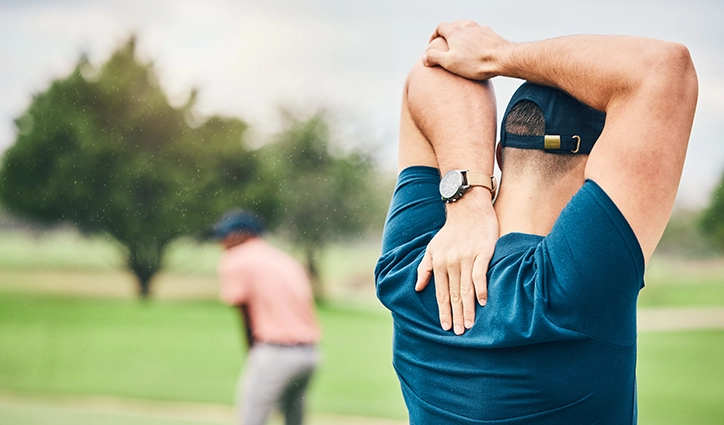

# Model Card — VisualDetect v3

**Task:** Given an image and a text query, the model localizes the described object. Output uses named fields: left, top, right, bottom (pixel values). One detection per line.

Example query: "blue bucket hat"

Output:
left=500, top=82, right=606, bottom=154
left=210, top=210, right=265, bottom=239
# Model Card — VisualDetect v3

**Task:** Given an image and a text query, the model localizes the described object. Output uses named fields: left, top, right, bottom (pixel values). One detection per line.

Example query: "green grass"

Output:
left=0, top=230, right=121, bottom=272
left=638, top=330, right=724, bottom=425
left=1, top=229, right=724, bottom=423
left=0, top=294, right=241, bottom=403
left=0, top=404, right=222, bottom=425
left=638, top=281, right=724, bottom=307
left=2, top=292, right=724, bottom=423
left=0, top=229, right=222, bottom=276
left=0, top=292, right=406, bottom=420
left=639, top=256, right=724, bottom=307
left=313, top=304, right=403, bottom=417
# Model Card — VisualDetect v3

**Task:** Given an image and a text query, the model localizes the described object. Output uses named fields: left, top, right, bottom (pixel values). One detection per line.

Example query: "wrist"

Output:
left=440, top=170, right=496, bottom=203
left=446, top=187, right=495, bottom=217
left=494, top=41, right=522, bottom=79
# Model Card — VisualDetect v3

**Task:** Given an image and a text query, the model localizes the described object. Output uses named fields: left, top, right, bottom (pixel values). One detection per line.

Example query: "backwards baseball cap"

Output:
left=209, top=210, right=265, bottom=240
left=500, top=82, right=606, bottom=154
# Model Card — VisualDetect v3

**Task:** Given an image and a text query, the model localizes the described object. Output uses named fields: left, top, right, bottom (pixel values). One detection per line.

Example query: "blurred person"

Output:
left=375, top=22, right=697, bottom=423
left=211, top=210, right=321, bottom=425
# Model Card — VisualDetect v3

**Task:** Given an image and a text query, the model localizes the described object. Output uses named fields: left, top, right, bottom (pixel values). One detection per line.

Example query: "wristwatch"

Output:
left=439, top=170, right=497, bottom=203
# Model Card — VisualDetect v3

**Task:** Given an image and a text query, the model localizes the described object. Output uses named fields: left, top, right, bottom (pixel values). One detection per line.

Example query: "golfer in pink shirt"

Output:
left=212, top=210, right=321, bottom=425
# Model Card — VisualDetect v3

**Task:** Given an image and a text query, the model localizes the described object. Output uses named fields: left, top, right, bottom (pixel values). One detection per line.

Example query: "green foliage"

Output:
left=656, top=209, right=716, bottom=258
left=700, top=170, right=724, bottom=252
left=0, top=37, right=275, bottom=297
left=259, top=111, right=388, bottom=300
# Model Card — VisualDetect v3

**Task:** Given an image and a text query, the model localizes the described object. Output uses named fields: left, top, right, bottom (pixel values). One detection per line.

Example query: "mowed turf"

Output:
left=0, top=293, right=407, bottom=420
left=1, top=230, right=724, bottom=423
left=2, top=292, right=724, bottom=423
left=0, top=403, right=223, bottom=425
left=637, top=330, right=724, bottom=425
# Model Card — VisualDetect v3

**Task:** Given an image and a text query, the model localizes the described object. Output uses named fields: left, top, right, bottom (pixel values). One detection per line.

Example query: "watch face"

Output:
left=439, top=170, right=464, bottom=200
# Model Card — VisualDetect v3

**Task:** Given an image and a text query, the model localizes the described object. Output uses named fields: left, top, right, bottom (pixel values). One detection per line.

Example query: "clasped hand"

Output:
left=422, top=20, right=510, bottom=81
left=416, top=191, right=498, bottom=335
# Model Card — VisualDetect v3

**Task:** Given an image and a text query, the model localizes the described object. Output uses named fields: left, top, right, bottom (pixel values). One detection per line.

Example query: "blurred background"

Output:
left=0, top=0, right=723, bottom=424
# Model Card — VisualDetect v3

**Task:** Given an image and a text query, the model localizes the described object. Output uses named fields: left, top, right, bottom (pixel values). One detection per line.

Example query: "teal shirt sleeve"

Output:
left=542, top=179, right=645, bottom=346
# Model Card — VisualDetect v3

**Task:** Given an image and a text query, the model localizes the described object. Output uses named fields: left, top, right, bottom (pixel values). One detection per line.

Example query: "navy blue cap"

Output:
left=210, top=210, right=265, bottom=239
left=500, top=82, right=606, bottom=154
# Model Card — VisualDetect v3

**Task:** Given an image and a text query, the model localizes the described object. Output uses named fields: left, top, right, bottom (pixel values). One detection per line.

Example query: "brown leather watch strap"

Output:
left=465, top=171, right=497, bottom=197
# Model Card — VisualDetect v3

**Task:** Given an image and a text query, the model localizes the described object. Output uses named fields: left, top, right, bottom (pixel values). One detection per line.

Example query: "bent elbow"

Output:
left=677, top=44, right=698, bottom=107
left=654, top=42, right=698, bottom=106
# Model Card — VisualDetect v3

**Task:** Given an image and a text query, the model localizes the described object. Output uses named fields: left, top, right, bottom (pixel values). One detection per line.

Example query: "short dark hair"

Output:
left=504, top=100, right=545, bottom=136
left=501, top=101, right=586, bottom=178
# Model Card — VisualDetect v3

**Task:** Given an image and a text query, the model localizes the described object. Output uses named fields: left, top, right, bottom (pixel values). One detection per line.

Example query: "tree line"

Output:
left=0, top=37, right=390, bottom=300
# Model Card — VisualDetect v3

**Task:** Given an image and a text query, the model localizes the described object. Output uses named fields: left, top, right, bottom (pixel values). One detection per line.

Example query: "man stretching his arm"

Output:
left=375, top=22, right=697, bottom=423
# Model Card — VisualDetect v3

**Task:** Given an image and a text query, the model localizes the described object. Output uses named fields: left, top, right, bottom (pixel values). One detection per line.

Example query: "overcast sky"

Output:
left=2, top=0, right=722, bottom=207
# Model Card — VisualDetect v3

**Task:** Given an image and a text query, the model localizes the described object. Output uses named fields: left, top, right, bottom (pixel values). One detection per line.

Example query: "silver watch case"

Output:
left=439, top=170, right=469, bottom=202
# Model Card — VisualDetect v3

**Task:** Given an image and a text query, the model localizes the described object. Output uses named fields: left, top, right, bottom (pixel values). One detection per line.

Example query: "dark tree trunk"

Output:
left=127, top=241, right=164, bottom=299
left=137, top=275, right=153, bottom=299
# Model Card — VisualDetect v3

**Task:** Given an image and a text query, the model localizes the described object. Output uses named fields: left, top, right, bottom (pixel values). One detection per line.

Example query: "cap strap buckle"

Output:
left=571, top=135, right=581, bottom=153
left=544, top=134, right=582, bottom=153
left=544, top=135, right=560, bottom=150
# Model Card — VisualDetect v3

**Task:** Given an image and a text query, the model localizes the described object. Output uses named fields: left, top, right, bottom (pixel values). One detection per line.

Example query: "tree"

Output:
left=657, top=208, right=715, bottom=258
left=260, top=111, right=386, bottom=302
left=700, top=170, right=724, bottom=253
left=0, top=37, right=276, bottom=297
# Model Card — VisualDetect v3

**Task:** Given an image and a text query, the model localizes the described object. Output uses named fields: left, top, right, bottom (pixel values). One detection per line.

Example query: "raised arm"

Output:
left=400, top=37, right=498, bottom=335
left=424, top=21, right=698, bottom=262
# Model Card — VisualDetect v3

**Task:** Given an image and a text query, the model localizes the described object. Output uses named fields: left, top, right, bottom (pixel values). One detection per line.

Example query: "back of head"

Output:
left=500, top=83, right=606, bottom=183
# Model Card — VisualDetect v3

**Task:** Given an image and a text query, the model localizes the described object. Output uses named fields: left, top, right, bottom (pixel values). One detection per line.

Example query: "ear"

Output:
left=495, top=141, right=503, bottom=170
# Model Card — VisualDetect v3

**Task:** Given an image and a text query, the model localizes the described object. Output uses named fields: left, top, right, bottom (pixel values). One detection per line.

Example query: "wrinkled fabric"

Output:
left=375, top=166, right=644, bottom=424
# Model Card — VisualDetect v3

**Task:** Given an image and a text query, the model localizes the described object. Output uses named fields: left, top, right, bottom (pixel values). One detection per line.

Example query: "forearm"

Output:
left=497, top=35, right=694, bottom=113
left=406, top=40, right=497, bottom=179
left=425, top=22, right=695, bottom=116
left=238, top=305, right=254, bottom=350
left=406, top=65, right=497, bottom=227
left=404, top=41, right=500, bottom=333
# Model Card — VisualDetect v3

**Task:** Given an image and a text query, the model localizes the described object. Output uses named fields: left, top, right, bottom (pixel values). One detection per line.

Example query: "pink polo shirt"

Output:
left=218, top=238, right=321, bottom=345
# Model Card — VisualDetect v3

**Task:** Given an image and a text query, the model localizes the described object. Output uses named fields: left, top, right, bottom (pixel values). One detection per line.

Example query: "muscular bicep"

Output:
left=584, top=49, right=697, bottom=262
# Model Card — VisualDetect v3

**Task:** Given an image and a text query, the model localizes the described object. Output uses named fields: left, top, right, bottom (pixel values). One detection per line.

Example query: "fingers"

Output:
left=415, top=251, right=433, bottom=291
left=424, top=25, right=451, bottom=67
left=433, top=260, right=453, bottom=332
left=429, top=20, right=478, bottom=42
left=460, top=261, right=476, bottom=329
left=428, top=21, right=446, bottom=42
left=433, top=256, right=469, bottom=335
left=422, top=37, right=448, bottom=68
left=445, top=260, right=464, bottom=335
left=472, top=253, right=490, bottom=306
left=422, top=49, right=444, bottom=68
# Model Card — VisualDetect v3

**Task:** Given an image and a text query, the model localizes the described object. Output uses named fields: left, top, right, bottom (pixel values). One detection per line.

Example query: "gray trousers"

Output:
left=238, top=343, right=320, bottom=425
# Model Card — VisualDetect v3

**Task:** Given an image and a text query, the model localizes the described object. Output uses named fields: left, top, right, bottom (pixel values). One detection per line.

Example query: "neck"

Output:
left=495, top=172, right=585, bottom=237
left=222, top=233, right=258, bottom=250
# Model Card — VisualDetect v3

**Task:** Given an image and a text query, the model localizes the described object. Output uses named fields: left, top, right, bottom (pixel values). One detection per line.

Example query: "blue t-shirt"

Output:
left=375, top=166, right=645, bottom=424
